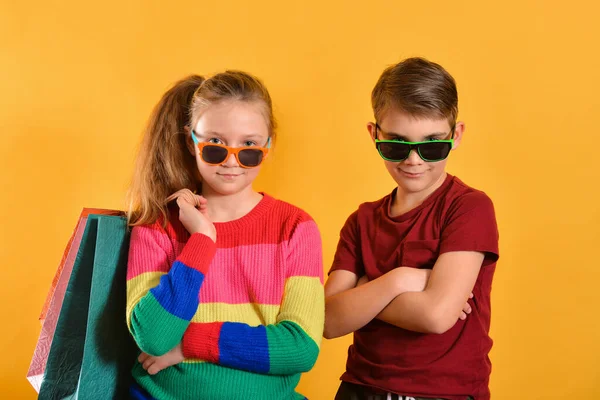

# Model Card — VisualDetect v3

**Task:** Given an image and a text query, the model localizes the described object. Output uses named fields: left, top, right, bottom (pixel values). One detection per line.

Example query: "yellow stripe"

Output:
left=182, top=359, right=208, bottom=364
left=126, top=271, right=163, bottom=327
left=277, top=276, right=324, bottom=346
left=191, top=303, right=280, bottom=325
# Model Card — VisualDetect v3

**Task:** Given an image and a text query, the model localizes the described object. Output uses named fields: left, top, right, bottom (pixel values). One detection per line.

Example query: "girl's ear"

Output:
left=184, top=126, right=196, bottom=156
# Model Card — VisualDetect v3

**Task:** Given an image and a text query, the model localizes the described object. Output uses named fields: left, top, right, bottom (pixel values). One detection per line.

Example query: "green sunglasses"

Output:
left=374, top=123, right=455, bottom=162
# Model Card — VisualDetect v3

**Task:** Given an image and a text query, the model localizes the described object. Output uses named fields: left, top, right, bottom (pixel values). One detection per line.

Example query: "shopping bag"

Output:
left=37, top=213, right=137, bottom=399
left=27, top=209, right=123, bottom=392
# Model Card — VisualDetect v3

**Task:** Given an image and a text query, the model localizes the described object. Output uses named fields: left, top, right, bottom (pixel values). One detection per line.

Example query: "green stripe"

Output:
left=129, top=292, right=189, bottom=356
left=266, top=321, right=320, bottom=375
left=132, top=361, right=306, bottom=400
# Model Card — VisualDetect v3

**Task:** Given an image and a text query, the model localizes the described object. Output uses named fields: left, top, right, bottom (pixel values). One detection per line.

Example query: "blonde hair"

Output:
left=372, top=57, right=458, bottom=125
left=127, top=71, right=276, bottom=226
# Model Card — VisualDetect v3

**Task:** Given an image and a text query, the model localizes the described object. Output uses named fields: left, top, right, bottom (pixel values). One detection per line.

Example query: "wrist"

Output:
left=182, top=322, right=222, bottom=361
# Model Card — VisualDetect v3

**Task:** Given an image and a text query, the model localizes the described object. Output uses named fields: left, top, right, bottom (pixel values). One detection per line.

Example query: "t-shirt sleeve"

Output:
left=329, top=210, right=365, bottom=275
left=439, top=191, right=499, bottom=266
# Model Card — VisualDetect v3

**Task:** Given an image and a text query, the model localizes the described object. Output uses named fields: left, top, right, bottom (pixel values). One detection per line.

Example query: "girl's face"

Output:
left=190, top=100, right=270, bottom=197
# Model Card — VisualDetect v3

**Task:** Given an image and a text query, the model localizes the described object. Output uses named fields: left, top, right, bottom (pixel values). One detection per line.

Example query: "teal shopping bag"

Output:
left=38, top=214, right=137, bottom=399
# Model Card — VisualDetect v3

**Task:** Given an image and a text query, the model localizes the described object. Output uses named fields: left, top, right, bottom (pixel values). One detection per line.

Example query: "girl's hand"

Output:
left=138, top=344, right=184, bottom=375
left=167, top=189, right=216, bottom=242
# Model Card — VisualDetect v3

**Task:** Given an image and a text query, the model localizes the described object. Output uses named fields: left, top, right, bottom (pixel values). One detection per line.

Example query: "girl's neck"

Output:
left=201, top=185, right=263, bottom=223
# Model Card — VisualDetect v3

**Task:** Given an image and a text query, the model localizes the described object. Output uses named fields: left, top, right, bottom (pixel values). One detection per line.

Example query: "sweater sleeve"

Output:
left=181, top=218, right=324, bottom=375
left=126, top=223, right=216, bottom=356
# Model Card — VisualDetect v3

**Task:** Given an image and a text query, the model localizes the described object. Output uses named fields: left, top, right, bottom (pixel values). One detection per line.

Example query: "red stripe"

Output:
left=164, top=196, right=315, bottom=248
left=182, top=321, right=223, bottom=362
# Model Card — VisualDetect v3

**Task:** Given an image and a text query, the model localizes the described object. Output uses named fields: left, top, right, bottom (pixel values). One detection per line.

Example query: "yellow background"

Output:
left=2, top=1, right=599, bottom=398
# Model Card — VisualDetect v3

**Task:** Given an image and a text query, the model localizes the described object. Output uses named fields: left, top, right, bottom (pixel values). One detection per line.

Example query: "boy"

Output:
left=324, top=57, right=499, bottom=400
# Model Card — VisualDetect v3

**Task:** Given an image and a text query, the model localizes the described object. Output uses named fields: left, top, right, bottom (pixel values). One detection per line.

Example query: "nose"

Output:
left=404, top=148, right=422, bottom=165
left=221, top=153, right=240, bottom=168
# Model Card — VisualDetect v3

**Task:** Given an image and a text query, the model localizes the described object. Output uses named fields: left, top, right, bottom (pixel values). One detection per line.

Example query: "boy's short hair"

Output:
left=371, top=57, right=458, bottom=125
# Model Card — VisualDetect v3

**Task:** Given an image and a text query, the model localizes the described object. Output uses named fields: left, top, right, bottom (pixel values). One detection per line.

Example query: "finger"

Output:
left=463, top=304, right=472, bottom=314
left=148, top=363, right=163, bottom=375
left=138, top=352, right=150, bottom=363
left=470, top=293, right=474, bottom=299
left=175, top=190, right=198, bottom=207
left=196, top=195, right=207, bottom=206
left=142, top=358, right=155, bottom=371
left=182, top=190, right=198, bottom=206
left=459, top=312, right=467, bottom=320
left=166, top=189, right=194, bottom=204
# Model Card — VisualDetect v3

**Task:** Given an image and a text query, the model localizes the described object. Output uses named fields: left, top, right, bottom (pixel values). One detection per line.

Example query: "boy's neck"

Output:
left=390, top=172, right=448, bottom=217
left=201, top=186, right=264, bottom=223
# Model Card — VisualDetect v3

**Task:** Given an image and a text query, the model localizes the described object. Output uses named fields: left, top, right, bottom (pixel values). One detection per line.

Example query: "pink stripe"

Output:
left=127, top=226, right=175, bottom=280
left=199, top=243, right=286, bottom=304
left=285, top=220, right=323, bottom=282
left=126, top=221, right=323, bottom=303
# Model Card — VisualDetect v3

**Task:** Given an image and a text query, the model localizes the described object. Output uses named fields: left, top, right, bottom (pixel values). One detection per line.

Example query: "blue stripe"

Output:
left=150, top=260, right=204, bottom=320
left=219, top=322, right=270, bottom=373
left=129, top=382, right=156, bottom=400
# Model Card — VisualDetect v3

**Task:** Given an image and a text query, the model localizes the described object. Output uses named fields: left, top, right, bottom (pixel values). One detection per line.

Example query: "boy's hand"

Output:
left=459, top=293, right=474, bottom=320
left=138, top=343, right=184, bottom=375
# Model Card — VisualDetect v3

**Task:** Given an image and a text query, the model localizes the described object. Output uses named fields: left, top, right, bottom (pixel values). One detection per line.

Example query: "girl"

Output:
left=126, top=71, right=323, bottom=400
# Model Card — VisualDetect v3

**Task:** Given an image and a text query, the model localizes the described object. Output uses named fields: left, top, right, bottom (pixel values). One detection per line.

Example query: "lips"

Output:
left=399, top=170, right=425, bottom=178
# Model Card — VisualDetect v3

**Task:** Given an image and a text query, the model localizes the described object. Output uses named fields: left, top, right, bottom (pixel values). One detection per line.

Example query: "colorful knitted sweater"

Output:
left=126, top=194, right=324, bottom=400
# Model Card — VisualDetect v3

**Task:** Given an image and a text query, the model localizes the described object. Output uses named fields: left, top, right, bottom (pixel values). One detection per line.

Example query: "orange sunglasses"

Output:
left=191, top=130, right=271, bottom=168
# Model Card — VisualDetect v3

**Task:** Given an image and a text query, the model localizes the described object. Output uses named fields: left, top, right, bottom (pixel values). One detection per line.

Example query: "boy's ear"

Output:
left=184, top=126, right=196, bottom=156
left=452, top=121, right=465, bottom=150
left=367, top=122, right=377, bottom=142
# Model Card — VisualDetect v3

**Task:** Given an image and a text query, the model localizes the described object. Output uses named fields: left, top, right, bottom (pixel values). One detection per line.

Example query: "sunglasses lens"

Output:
left=377, top=142, right=410, bottom=161
left=238, top=149, right=264, bottom=167
left=418, top=142, right=452, bottom=161
left=201, top=145, right=229, bottom=164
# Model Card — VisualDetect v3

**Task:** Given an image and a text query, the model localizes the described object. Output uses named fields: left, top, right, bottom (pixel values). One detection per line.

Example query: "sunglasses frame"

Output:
left=191, top=130, right=271, bottom=168
left=374, top=123, right=455, bottom=162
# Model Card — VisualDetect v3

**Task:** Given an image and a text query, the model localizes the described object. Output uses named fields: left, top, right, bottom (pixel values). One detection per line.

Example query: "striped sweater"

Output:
left=126, top=194, right=324, bottom=400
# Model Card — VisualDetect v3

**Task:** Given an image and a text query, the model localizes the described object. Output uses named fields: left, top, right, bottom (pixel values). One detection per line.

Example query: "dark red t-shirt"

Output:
left=329, top=174, right=499, bottom=400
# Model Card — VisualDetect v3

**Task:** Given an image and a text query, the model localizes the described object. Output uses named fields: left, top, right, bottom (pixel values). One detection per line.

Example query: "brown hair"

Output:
left=127, top=71, right=276, bottom=227
left=371, top=57, right=458, bottom=125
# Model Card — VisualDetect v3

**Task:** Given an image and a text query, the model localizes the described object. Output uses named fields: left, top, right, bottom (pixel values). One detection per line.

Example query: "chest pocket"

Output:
left=400, top=239, right=440, bottom=269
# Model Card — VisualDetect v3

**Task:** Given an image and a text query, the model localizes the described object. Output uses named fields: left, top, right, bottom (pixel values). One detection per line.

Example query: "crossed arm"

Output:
left=324, top=250, right=483, bottom=338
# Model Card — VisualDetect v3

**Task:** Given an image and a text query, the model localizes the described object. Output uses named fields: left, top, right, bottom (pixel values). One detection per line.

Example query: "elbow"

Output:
left=322, top=321, right=337, bottom=339
left=132, top=333, right=171, bottom=357
left=323, top=299, right=351, bottom=339
left=130, top=321, right=177, bottom=357
left=421, top=307, right=459, bottom=335
left=425, top=319, right=454, bottom=335
left=323, top=326, right=337, bottom=340
left=288, top=335, right=320, bottom=373
left=323, top=316, right=346, bottom=340
left=298, top=354, right=319, bottom=373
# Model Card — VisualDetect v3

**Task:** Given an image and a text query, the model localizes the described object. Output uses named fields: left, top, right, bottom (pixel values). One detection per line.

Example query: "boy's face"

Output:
left=368, top=108, right=464, bottom=196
